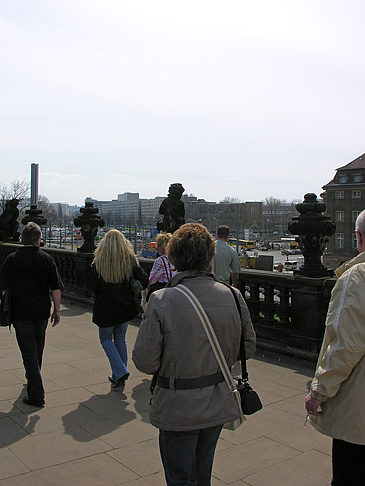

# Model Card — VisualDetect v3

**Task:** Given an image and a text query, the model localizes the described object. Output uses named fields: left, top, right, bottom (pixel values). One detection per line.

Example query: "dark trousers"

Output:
left=159, top=425, right=223, bottom=486
left=13, top=319, right=48, bottom=402
left=332, top=438, right=365, bottom=485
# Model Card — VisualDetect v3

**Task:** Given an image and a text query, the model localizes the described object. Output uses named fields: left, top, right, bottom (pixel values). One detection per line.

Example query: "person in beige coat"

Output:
left=305, top=209, right=365, bottom=486
left=133, top=223, right=256, bottom=486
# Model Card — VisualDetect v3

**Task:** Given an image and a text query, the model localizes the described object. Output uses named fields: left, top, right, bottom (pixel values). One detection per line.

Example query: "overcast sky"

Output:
left=1, top=0, right=364, bottom=206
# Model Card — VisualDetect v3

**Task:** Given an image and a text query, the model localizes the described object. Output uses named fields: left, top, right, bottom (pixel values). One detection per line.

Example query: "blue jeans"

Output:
left=99, top=322, right=129, bottom=381
left=13, top=319, right=48, bottom=402
left=159, top=425, right=223, bottom=486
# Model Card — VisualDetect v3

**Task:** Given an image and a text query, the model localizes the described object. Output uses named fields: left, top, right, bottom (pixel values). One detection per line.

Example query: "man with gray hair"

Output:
left=305, top=209, right=365, bottom=485
left=0, top=222, right=63, bottom=407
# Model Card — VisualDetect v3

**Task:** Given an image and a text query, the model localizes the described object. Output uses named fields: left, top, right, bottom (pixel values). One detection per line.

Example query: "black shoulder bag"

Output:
left=228, top=286, right=263, bottom=415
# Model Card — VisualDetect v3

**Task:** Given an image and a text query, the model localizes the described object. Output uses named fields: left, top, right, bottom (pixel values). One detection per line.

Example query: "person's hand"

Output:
left=51, top=310, right=61, bottom=327
left=305, top=393, right=324, bottom=416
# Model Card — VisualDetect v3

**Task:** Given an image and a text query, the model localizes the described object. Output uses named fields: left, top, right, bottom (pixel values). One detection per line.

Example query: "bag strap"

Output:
left=224, top=285, right=248, bottom=382
left=175, top=284, right=236, bottom=393
left=161, top=255, right=172, bottom=281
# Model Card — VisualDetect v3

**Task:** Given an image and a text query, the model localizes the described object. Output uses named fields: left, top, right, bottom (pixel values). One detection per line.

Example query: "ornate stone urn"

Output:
left=288, top=193, right=335, bottom=278
left=74, top=202, right=105, bottom=253
left=21, top=204, right=47, bottom=227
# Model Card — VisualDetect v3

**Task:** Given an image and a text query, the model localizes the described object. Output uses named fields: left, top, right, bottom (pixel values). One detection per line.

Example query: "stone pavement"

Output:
left=0, top=300, right=332, bottom=485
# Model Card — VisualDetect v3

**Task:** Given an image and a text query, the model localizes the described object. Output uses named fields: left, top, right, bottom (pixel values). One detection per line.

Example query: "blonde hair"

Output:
left=156, top=232, right=173, bottom=251
left=92, top=229, right=138, bottom=283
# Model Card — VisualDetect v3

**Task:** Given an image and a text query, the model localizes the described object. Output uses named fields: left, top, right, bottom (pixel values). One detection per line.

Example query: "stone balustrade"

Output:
left=0, top=243, right=335, bottom=361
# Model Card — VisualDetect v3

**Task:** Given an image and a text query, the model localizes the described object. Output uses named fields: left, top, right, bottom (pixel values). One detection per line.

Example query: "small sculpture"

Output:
left=74, top=202, right=105, bottom=253
left=21, top=205, right=47, bottom=227
left=0, top=199, right=20, bottom=242
left=288, top=193, right=335, bottom=277
left=158, top=183, right=185, bottom=233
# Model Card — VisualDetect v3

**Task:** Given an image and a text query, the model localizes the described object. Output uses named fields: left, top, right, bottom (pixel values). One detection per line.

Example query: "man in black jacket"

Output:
left=0, top=222, right=63, bottom=407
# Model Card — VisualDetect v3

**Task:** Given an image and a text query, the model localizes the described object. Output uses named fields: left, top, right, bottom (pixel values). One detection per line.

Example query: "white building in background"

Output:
left=51, top=203, right=71, bottom=218
left=140, top=197, right=165, bottom=222
left=84, top=193, right=168, bottom=225
left=85, top=193, right=140, bottom=223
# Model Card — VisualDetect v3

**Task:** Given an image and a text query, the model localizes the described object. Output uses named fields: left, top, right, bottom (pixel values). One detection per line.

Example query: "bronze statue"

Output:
left=158, top=183, right=185, bottom=233
left=0, top=199, right=20, bottom=242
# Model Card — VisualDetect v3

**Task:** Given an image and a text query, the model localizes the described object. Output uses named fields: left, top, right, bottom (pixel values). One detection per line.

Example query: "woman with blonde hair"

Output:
left=91, top=230, right=148, bottom=389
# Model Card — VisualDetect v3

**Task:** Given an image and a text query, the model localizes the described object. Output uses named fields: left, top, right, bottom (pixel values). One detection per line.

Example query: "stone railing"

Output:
left=0, top=243, right=154, bottom=301
left=0, top=243, right=335, bottom=361
left=237, top=269, right=335, bottom=360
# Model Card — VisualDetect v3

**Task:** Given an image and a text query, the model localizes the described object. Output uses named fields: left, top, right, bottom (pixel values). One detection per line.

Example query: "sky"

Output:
left=1, top=0, right=364, bottom=206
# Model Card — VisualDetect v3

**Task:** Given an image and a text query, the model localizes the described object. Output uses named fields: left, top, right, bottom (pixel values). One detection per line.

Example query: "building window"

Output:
left=336, top=211, right=344, bottom=222
left=352, top=190, right=361, bottom=199
left=352, top=210, right=361, bottom=222
left=335, top=191, right=344, bottom=199
left=336, top=233, right=344, bottom=248
left=339, top=176, right=348, bottom=183
left=354, top=175, right=363, bottom=183
left=353, top=233, right=358, bottom=249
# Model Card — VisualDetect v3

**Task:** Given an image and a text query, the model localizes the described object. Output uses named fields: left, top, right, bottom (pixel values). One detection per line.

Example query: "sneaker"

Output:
left=111, top=373, right=129, bottom=389
left=23, top=396, right=45, bottom=407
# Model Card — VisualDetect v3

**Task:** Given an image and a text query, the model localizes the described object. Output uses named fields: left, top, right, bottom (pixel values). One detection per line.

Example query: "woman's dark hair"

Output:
left=166, top=223, right=215, bottom=272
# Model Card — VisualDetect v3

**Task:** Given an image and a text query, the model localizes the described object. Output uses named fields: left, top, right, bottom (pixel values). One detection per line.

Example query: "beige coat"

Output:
left=309, top=251, right=365, bottom=444
left=132, top=270, right=256, bottom=431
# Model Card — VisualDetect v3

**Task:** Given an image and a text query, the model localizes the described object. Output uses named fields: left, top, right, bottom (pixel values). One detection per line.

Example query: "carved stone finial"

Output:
left=74, top=202, right=105, bottom=253
left=21, top=204, right=47, bottom=227
left=0, top=198, right=20, bottom=242
left=288, top=193, right=335, bottom=277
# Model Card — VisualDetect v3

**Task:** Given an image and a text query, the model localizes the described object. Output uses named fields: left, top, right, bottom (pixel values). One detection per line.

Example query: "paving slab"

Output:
left=0, top=301, right=332, bottom=485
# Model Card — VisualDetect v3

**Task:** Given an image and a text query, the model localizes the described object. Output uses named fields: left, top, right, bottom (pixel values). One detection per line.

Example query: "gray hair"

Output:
left=356, top=210, right=365, bottom=235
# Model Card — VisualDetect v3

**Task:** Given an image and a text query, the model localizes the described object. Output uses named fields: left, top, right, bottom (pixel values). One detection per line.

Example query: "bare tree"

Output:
left=220, top=196, right=241, bottom=203
left=0, top=179, right=30, bottom=211
left=263, top=197, right=299, bottom=235
left=37, top=195, right=57, bottom=223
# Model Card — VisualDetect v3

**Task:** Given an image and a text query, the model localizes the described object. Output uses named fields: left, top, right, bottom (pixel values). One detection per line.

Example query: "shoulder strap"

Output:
left=223, top=284, right=248, bottom=381
left=175, top=284, right=236, bottom=392
left=161, top=255, right=172, bottom=280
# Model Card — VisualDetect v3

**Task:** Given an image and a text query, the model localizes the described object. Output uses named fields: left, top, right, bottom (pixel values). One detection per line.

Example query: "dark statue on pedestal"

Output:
left=21, top=205, right=47, bottom=227
left=0, top=199, right=20, bottom=242
left=74, top=202, right=105, bottom=253
left=288, top=193, right=335, bottom=278
left=158, top=183, right=185, bottom=233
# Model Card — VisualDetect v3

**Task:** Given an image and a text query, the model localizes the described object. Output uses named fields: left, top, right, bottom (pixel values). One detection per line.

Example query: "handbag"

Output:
left=0, top=290, right=12, bottom=327
left=130, top=278, right=143, bottom=306
left=227, top=286, right=262, bottom=415
left=175, top=284, right=245, bottom=430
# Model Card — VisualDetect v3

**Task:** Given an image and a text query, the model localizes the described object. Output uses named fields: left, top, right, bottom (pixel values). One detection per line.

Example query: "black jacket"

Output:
left=91, top=263, right=148, bottom=327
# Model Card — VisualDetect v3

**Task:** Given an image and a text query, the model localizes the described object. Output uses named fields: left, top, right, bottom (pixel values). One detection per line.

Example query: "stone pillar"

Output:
left=74, top=202, right=105, bottom=253
left=288, top=193, right=335, bottom=278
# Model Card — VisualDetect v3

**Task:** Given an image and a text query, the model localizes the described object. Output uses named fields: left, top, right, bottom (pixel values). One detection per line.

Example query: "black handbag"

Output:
left=229, top=286, right=263, bottom=415
left=0, top=290, right=12, bottom=327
